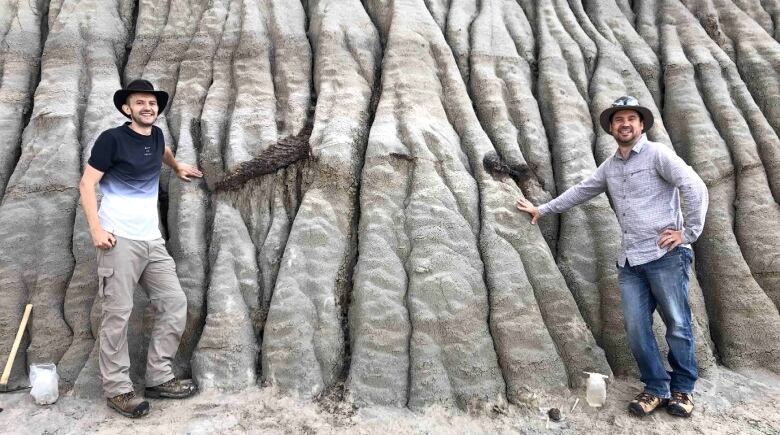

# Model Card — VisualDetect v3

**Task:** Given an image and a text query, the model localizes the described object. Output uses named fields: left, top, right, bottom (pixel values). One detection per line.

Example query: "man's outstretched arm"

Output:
left=516, top=163, right=608, bottom=224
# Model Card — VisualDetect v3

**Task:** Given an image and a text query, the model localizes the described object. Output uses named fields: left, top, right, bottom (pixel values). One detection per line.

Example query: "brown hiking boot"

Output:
left=145, top=378, right=197, bottom=399
left=107, top=391, right=150, bottom=418
left=628, top=392, right=667, bottom=417
left=667, top=391, right=694, bottom=417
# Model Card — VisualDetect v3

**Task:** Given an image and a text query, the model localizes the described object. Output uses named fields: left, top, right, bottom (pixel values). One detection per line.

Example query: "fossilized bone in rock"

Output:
left=200, top=0, right=311, bottom=185
left=214, top=121, right=312, bottom=192
left=531, top=0, right=635, bottom=376
left=447, top=0, right=559, bottom=256
left=259, top=0, right=380, bottom=399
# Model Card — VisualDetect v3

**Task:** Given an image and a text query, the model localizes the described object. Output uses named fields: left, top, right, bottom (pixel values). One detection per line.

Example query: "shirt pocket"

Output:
left=628, top=167, right=664, bottom=197
left=97, top=267, right=114, bottom=298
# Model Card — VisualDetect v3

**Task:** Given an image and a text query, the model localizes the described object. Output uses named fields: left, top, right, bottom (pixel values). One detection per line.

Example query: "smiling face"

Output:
left=609, top=109, right=644, bottom=146
left=122, top=92, right=159, bottom=127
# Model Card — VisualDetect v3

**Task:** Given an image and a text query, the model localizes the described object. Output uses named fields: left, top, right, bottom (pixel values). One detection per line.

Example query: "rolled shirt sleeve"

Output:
left=654, top=146, right=709, bottom=244
left=539, top=161, right=608, bottom=216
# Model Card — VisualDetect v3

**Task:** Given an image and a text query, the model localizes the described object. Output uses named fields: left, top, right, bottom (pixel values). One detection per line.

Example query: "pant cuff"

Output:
left=644, top=387, right=671, bottom=399
left=104, top=386, right=134, bottom=398
left=146, top=374, right=175, bottom=388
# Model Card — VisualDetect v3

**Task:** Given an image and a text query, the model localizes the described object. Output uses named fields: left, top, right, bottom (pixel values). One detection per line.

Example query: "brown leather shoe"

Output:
left=107, top=391, right=150, bottom=418
left=628, top=392, right=667, bottom=416
left=145, top=378, right=198, bottom=399
left=667, top=391, right=694, bottom=417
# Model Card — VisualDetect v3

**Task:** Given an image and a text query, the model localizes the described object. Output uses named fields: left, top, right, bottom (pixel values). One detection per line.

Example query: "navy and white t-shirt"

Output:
left=88, top=123, right=164, bottom=241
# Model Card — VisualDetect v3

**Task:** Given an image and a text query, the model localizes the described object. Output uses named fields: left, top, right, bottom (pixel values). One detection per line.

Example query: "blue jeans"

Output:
left=618, top=247, right=697, bottom=398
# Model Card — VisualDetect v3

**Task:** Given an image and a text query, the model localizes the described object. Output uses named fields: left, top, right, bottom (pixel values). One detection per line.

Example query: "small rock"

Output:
left=548, top=407, right=561, bottom=422
left=491, top=404, right=508, bottom=416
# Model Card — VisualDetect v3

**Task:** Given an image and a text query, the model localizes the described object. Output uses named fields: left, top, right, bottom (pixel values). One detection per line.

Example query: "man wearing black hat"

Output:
left=516, top=96, right=708, bottom=418
left=78, top=79, right=202, bottom=418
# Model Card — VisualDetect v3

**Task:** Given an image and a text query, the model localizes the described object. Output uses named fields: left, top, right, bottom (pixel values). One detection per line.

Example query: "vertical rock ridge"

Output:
left=351, top=0, right=504, bottom=410
left=191, top=199, right=258, bottom=391
left=678, top=25, right=780, bottom=313
left=260, top=0, right=379, bottom=398
left=660, top=1, right=780, bottom=374
left=436, top=11, right=611, bottom=398
left=682, top=0, right=780, bottom=142
left=535, top=0, right=634, bottom=376
left=0, top=0, right=45, bottom=199
left=4, top=0, right=780, bottom=409
left=464, top=0, right=559, bottom=255
left=163, top=0, right=229, bottom=378
left=0, top=0, right=133, bottom=390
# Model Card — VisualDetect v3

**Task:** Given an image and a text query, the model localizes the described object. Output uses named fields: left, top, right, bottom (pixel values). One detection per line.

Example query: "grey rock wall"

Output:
left=0, top=0, right=779, bottom=408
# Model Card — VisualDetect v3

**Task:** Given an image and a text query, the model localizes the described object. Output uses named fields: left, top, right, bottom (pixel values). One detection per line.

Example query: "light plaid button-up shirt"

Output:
left=539, top=135, right=708, bottom=266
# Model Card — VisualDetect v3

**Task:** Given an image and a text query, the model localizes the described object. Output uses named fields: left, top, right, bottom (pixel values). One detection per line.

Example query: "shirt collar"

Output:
left=614, top=134, right=647, bottom=160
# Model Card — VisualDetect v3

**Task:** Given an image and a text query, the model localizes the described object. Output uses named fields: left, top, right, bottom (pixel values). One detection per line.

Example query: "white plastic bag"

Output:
left=584, top=371, right=609, bottom=407
left=29, top=363, right=59, bottom=405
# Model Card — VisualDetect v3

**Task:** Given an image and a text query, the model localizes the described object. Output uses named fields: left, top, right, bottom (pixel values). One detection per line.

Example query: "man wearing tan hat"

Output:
left=79, top=79, right=202, bottom=417
left=517, top=96, right=708, bottom=418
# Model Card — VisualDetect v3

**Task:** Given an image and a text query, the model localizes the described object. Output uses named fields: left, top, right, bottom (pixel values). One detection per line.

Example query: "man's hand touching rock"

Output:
left=175, top=163, right=203, bottom=182
left=516, top=198, right=541, bottom=225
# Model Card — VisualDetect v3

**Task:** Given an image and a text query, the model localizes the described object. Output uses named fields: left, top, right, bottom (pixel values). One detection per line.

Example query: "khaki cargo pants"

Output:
left=96, top=236, right=186, bottom=398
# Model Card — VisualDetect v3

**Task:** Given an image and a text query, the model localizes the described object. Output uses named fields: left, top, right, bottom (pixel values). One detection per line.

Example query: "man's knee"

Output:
left=101, top=306, right=133, bottom=328
left=665, top=316, right=693, bottom=341
left=658, top=297, right=692, bottom=337
left=100, top=307, right=133, bottom=355
left=159, top=290, right=187, bottom=328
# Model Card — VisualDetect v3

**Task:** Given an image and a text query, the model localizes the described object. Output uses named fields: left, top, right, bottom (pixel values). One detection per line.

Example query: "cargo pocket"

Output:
left=97, top=267, right=114, bottom=298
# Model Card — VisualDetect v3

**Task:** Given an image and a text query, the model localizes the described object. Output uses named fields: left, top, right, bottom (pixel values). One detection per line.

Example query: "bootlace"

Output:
left=671, top=391, right=690, bottom=403
left=116, top=391, right=135, bottom=404
left=636, top=392, right=658, bottom=404
left=157, top=378, right=176, bottom=388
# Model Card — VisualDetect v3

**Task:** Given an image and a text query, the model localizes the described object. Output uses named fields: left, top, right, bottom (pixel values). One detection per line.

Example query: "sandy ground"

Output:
left=1, top=367, right=778, bottom=434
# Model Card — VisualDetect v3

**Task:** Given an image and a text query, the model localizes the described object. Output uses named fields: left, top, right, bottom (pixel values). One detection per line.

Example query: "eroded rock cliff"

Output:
left=1, top=0, right=779, bottom=409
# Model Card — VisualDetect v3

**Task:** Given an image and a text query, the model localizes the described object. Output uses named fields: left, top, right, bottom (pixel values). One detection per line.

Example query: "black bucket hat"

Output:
left=599, top=95, right=654, bottom=133
left=113, top=79, right=169, bottom=118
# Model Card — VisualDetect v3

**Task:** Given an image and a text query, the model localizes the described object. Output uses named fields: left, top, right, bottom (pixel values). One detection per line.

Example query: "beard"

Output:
left=613, top=126, right=641, bottom=146
left=129, top=109, right=158, bottom=127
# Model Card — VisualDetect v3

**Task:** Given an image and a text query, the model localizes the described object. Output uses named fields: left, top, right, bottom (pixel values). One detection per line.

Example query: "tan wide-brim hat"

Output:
left=599, top=95, right=654, bottom=133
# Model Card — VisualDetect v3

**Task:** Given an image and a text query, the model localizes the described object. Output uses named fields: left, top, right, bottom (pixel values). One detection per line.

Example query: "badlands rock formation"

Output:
left=0, top=0, right=779, bottom=410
